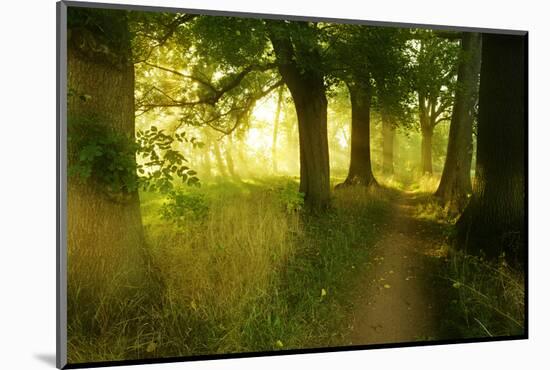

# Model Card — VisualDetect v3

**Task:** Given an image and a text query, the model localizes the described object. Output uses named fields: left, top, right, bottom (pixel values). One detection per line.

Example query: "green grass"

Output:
left=444, top=252, right=525, bottom=338
left=405, top=194, right=525, bottom=340
left=67, top=177, right=391, bottom=363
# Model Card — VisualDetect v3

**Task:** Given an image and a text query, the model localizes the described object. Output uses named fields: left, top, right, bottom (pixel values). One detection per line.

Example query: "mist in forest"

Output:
left=64, top=6, right=526, bottom=366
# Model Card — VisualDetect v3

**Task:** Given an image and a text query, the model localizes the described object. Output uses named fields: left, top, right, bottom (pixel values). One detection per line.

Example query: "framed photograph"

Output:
left=57, top=1, right=527, bottom=368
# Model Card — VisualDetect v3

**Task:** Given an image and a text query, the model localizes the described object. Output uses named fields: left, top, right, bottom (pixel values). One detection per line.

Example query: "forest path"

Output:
left=346, top=190, right=451, bottom=345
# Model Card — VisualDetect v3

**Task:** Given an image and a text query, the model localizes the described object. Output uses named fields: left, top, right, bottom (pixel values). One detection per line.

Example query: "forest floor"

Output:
left=346, top=190, right=456, bottom=345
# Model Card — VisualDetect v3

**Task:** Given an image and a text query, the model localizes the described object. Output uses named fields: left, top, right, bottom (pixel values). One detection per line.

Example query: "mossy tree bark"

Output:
left=435, top=33, right=482, bottom=211
left=67, top=8, right=147, bottom=332
left=457, top=33, right=526, bottom=266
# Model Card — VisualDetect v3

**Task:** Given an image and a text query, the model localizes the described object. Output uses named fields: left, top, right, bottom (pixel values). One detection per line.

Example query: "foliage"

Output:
left=411, top=30, right=461, bottom=131
left=160, top=190, right=209, bottom=225
left=324, top=24, right=414, bottom=128
left=68, top=116, right=200, bottom=197
left=276, top=181, right=305, bottom=213
left=136, top=126, right=201, bottom=193
left=68, top=116, right=140, bottom=194
left=67, top=7, right=132, bottom=66
left=191, top=16, right=270, bottom=69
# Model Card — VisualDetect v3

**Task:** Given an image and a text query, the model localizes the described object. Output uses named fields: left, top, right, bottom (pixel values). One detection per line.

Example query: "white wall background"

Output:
left=0, top=0, right=547, bottom=368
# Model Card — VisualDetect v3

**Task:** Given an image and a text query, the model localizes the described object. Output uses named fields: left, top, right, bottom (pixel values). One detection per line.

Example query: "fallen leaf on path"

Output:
left=321, top=288, right=327, bottom=297
left=383, top=284, right=391, bottom=289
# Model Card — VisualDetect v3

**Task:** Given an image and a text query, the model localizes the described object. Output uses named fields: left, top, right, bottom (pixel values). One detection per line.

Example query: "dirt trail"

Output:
left=347, top=191, right=450, bottom=345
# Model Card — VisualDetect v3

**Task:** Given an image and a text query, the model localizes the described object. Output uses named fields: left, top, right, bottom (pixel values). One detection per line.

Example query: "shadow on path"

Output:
left=346, top=190, right=457, bottom=345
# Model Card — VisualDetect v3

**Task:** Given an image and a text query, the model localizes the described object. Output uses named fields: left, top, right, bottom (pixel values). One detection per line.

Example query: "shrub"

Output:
left=276, top=181, right=305, bottom=214
left=160, top=190, right=209, bottom=226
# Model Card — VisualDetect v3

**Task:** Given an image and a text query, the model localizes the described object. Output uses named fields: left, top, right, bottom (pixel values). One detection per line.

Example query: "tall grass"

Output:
left=406, top=193, right=525, bottom=339
left=67, top=178, right=390, bottom=363
left=445, top=252, right=525, bottom=338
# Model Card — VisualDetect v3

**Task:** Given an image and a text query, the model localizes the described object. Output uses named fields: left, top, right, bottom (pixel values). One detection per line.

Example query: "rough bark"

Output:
left=269, top=28, right=330, bottom=211
left=381, top=112, right=395, bottom=175
left=436, top=33, right=482, bottom=210
left=457, top=33, right=526, bottom=266
left=337, top=81, right=377, bottom=187
left=67, top=8, right=146, bottom=331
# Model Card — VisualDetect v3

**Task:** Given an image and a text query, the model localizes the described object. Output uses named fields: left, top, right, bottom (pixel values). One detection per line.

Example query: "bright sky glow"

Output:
left=246, top=127, right=272, bottom=151
left=252, top=95, right=280, bottom=123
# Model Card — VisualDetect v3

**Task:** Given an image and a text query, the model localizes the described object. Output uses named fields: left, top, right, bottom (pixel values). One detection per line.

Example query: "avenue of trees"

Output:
left=66, top=7, right=526, bottom=314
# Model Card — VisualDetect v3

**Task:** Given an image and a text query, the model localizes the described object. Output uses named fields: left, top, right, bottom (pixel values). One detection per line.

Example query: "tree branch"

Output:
left=134, top=13, right=199, bottom=64
left=142, top=61, right=217, bottom=92
left=206, top=79, right=284, bottom=137
left=136, top=63, right=277, bottom=114
left=434, top=116, right=451, bottom=126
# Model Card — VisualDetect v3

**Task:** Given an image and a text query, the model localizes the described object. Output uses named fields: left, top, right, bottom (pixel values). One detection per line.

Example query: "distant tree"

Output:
left=457, top=33, right=526, bottom=266
left=412, top=32, right=460, bottom=174
left=435, top=32, right=482, bottom=210
left=271, top=86, right=285, bottom=173
left=338, top=78, right=376, bottom=187
left=328, top=25, right=377, bottom=188
left=328, top=25, right=412, bottom=184
left=369, top=29, right=414, bottom=176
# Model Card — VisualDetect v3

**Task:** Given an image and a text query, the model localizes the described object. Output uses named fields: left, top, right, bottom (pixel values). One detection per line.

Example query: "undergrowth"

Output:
left=409, top=194, right=525, bottom=339
left=444, top=252, right=525, bottom=338
left=67, top=178, right=390, bottom=362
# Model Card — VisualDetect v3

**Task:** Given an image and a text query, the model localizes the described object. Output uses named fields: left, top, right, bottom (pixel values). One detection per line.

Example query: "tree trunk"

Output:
left=457, top=33, right=526, bottom=266
left=202, top=140, right=212, bottom=179
left=67, top=8, right=146, bottom=332
left=269, top=30, right=330, bottom=211
left=421, top=126, right=434, bottom=174
left=436, top=33, right=482, bottom=210
left=212, top=139, right=227, bottom=177
left=291, top=83, right=331, bottom=211
left=338, top=81, right=377, bottom=187
left=418, top=92, right=434, bottom=175
left=272, top=86, right=284, bottom=173
left=225, top=137, right=238, bottom=179
left=382, top=112, right=395, bottom=175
